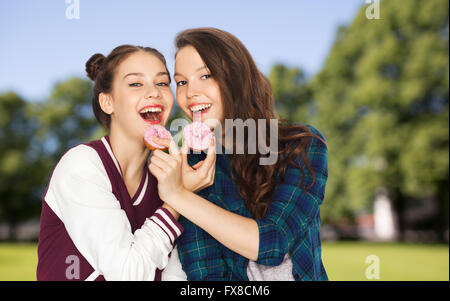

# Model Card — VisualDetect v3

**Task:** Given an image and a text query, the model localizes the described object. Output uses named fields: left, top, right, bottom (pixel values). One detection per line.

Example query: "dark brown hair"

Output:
left=175, top=28, right=326, bottom=220
left=85, top=45, right=169, bottom=130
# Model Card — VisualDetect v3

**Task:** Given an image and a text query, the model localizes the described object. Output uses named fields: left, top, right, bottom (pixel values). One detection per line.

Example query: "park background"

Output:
left=0, top=0, right=448, bottom=280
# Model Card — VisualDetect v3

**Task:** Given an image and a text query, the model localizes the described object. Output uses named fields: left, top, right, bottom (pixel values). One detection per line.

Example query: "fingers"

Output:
left=207, top=136, right=216, bottom=157
left=152, top=150, right=173, bottom=170
left=180, top=139, right=189, bottom=155
left=152, top=138, right=180, bottom=160
left=180, top=140, right=191, bottom=170
left=151, top=151, right=180, bottom=174
left=180, top=136, right=216, bottom=187
left=151, top=137, right=172, bottom=149
left=168, top=139, right=180, bottom=157
left=195, top=136, right=216, bottom=183
left=150, top=154, right=169, bottom=170
left=192, top=160, right=204, bottom=170
left=184, top=136, right=216, bottom=172
left=152, top=148, right=179, bottom=164
left=202, top=136, right=217, bottom=169
left=206, top=158, right=216, bottom=180
left=148, top=161, right=166, bottom=180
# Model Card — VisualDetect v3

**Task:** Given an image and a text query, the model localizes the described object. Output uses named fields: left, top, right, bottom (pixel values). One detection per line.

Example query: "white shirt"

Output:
left=43, top=143, right=187, bottom=281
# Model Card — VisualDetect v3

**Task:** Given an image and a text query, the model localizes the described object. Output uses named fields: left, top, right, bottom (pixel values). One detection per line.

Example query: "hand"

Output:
left=180, top=136, right=216, bottom=193
left=148, top=138, right=185, bottom=204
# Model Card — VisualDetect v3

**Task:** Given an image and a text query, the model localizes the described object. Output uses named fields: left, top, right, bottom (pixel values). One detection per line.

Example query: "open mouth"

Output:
left=189, top=103, right=212, bottom=120
left=139, top=105, right=163, bottom=124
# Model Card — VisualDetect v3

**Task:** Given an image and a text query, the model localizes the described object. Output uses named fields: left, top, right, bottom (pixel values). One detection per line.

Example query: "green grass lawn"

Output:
left=0, top=243, right=38, bottom=281
left=322, top=241, right=449, bottom=281
left=0, top=242, right=448, bottom=281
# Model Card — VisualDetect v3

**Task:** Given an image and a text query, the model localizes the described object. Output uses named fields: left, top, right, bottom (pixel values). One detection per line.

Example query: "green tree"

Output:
left=0, top=92, right=43, bottom=239
left=1, top=78, right=102, bottom=239
left=270, top=64, right=312, bottom=123
left=308, top=0, right=449, bottom=239
left=32, top=78, right=103, bottom=163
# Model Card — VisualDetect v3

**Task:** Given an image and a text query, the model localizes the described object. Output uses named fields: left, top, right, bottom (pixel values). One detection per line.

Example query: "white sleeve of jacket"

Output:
left=161, top=246, right=187, bottom=281
left=44, top=145, right=184, bottom=281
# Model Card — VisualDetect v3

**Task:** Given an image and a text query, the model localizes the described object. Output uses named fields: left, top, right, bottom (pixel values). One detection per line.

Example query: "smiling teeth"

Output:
left=190, top=104, right=211, bottom=112
left=140, top=107, right=162, bottom=113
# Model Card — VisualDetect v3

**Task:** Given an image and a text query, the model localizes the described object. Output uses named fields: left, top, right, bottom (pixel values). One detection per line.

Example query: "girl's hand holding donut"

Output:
left=148, top=137, right=185, bottom=204
left=180, top=136, right=216, bottom=193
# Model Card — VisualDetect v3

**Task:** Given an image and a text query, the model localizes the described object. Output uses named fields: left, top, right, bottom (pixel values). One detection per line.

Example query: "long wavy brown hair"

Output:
left=175, top=28, right=325, bottom=220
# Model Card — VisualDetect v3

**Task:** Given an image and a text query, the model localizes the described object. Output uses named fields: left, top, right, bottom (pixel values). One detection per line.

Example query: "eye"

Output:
left=156, top=82, right=169, bottom=87
left=176, top=80, right=187, bottom=87
left=129, top=83, right=142, bottom=87
left=201, top=74, right=211, bottom=80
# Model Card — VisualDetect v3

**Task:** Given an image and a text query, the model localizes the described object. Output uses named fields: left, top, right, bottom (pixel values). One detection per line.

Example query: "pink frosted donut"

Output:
left=183, top=121, right=213, bottom=151
left=144, top=125, right=172, bottom=151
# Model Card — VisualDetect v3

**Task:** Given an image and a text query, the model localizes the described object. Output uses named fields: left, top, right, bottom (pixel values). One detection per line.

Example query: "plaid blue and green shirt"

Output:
left=177, top=124, right=328, bottom=281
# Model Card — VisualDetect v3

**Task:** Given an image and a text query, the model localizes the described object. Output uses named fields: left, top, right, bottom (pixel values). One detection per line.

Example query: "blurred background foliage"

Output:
left=271, top=0, right=448, bottom=241
left=0, top=0, right=448, bottom=246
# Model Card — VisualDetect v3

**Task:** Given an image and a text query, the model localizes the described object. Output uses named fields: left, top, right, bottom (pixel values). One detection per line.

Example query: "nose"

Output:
left=186, top=81, right=201, bottom=99
left=145, top=84, right=161, bottom=99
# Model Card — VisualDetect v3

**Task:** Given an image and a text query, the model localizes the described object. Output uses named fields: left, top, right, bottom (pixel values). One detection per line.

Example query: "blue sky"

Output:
left=0, top=0, right=365, bottom=100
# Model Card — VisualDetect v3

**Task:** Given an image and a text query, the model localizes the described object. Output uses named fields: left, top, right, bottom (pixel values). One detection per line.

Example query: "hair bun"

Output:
left=85, top=53, right=105, bottom=81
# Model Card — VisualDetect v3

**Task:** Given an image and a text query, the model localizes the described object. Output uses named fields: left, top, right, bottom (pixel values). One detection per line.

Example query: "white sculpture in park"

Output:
left=374, top=187, right=398, bottom=241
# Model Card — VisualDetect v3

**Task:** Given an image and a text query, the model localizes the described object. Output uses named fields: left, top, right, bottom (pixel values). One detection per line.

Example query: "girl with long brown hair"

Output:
left=149, top=28, right=328, bottom=280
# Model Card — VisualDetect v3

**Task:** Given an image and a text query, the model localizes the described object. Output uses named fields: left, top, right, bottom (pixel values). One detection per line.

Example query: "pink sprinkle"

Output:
left=144, top=125, right=172, bottom=149
left=183, top=121, right=213, bottom=151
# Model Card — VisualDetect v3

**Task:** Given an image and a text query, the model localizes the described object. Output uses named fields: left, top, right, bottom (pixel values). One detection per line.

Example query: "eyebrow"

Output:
left=174, top=65, right=208, bottom=78
left=123, top=72, right=144, bottom=79
left=123, top=71, right=169, bottom=79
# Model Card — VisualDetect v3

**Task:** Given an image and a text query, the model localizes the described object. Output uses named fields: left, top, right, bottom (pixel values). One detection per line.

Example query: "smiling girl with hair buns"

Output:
left=36, top=44, right=189, bottom=281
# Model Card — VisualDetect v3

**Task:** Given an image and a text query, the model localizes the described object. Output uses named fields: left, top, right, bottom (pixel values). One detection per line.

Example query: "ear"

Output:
left=99, top=92, right=114, bottom=115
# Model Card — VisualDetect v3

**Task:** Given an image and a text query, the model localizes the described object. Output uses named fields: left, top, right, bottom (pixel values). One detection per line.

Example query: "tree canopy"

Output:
left=270, top=0, right=448, bottom=237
